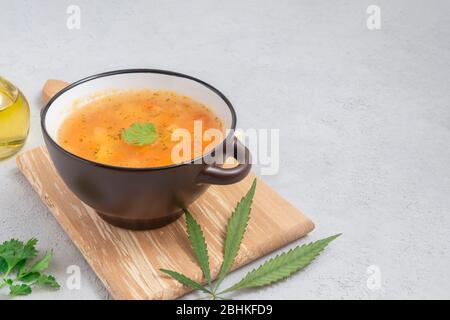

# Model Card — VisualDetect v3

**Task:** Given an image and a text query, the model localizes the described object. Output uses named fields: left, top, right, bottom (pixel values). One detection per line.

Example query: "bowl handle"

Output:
left=196, top=137, right=252, bottom=185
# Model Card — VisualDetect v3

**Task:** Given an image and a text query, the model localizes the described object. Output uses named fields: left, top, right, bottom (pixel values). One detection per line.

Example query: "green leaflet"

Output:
left=8, top=283, right=32, bottom=297
left=0, top=238, right=59, bottom=297
left=160, top=269, right=211, bottom=294
left=0, top=258, right=7, bottom=274
left=121, top=122, right=158, bottom=146
left=184, top=209, right=212, bottom=286
left=23, top=251, right=53, bottom=275
left=19, top=273, right=60, bottom=288
left=0, top=238, right=38, bottom=276
left=18, top=272, right=41, bottom=283
left=215, top=179, right=257, bottom=290
left=36, top=274, right=60, bottom=289
left=221, top=234, right=341, bottom=293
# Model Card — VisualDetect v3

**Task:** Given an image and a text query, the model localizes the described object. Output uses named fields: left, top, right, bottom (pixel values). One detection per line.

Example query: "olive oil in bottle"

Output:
left=0, top=77, right=30, bottom=159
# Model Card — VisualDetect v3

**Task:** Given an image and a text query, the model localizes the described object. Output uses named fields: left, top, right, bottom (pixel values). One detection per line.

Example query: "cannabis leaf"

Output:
left=215, top=179, right=257, bottom=290
left=121, top=122, right=158, bottom=146
left=220, top=234, right=341, bottom=293
left=0, top=238, right=60, bottom=297
left=159, top=210, right=213, bottom=294
left=159, top=178, right=341, bottom=299
left=185, top=209, right=212, bottom=286
left=160, top=269, right=211, bottom=294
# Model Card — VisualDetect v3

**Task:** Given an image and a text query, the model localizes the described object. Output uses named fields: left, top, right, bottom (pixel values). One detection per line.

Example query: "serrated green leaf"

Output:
left=8, top=283, right=32, bottom=297
left=160, top=269, right=211, bottom=294
left=121, top=122, right=158, bottom=146
left=18, top=272, right=41, bottom=283
left=36, top=274, right=60, bottom=289
left=0, top=238, right=60, bottom=297
left=0, top=238, right=38, bottom=275
left=26, top=251, right=52, bottom=274
left=24, top=238, right=38, bottom=254
left=184, top=209, right=212, bottom=287
left=16, top=259, right=27, bottom=275
left=221, top=234, right=341, bottom=293
left=215, top=179, right=257, bottom=290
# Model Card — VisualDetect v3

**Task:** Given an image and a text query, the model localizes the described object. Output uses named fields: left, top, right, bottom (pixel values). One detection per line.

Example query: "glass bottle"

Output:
left=0, top=76, right=30, bottom=159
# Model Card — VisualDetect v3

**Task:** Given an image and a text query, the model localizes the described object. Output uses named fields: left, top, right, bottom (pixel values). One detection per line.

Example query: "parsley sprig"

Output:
left=161, top=179, right=341, bottom=299
left=121, top=122, right=158, bottom=146
left=0, top=238, right=60, bottom=297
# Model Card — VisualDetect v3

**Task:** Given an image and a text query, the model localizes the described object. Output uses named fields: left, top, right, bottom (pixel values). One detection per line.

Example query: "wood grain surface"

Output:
left=42, top=79, right=69, bottom=103
left=17, top=146, right=314, bottom=300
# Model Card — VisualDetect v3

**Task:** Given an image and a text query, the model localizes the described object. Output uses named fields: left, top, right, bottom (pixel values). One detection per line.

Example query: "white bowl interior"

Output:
left=45, top=72, right=234, bottom=141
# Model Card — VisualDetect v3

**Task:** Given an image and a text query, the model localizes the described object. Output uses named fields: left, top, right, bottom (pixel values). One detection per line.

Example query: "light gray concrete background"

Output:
left=0, top=0, right=449, bottom=299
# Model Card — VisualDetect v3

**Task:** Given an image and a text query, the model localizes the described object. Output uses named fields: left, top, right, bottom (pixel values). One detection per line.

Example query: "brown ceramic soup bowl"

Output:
left=41, top=69, right=251, bottom=230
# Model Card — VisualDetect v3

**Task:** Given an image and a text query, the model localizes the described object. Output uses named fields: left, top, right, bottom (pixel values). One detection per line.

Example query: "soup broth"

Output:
left=58, top=90, right=223, bottom=168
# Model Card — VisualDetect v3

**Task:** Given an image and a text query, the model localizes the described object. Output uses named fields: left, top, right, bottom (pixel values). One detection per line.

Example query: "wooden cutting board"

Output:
left=15, top=80, right=315, bottom=299
left=17, top=148, right=314, bottom=299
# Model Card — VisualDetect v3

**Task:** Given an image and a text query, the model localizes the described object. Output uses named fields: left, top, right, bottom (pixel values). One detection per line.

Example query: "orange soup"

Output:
left=58, top=90, right=223, bottom=168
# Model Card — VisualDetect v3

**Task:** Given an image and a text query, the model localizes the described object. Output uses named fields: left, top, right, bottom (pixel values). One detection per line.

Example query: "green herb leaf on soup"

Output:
left=121, top=122, right=158, bottom=146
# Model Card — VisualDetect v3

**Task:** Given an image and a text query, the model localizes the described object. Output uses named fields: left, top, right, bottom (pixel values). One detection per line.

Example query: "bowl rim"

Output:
left=41, top=68, right=237, bottom=171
